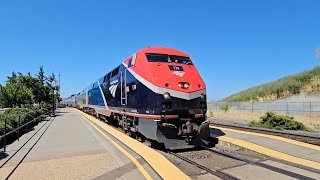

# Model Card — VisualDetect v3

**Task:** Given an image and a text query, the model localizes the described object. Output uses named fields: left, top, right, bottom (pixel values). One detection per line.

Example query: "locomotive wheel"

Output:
left=139, top=136, right=146, bottom=143
left=128, top=132, right=136, bottom=138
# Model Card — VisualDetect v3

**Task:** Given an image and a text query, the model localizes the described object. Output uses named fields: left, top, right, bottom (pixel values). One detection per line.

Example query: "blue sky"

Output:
left=0, top=0, right=319, bottom=101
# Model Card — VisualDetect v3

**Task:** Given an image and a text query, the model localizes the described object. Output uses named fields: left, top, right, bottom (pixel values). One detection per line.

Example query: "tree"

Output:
left=0, top=67, right=58, bottom=108
left=18, top=72, right=43, bottom=105
left=37, top=66, right=45, bottom=86
left=36, top=66, right=52, bottom=104
left=0, top=82, right=33, bottom=107
left=47, top=72, right=61, bottom=104
left=7, top=71, right=17, bottom=84
left=48, top=73, right=56, bottom=86
left=0, top=84, right=5, bottom=108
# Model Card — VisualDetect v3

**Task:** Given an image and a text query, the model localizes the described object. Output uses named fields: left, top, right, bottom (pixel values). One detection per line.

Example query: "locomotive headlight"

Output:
left=183, top=83, right=189, bottom=89
left=163, top=92, right=171, bottom=100
left=200, top=93, right=205, bottom=99
left=179, top=82, right=190, bottom=89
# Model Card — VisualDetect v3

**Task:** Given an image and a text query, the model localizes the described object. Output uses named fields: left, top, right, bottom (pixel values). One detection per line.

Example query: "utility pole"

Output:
left=59, top=72, right=61, bottom=106
left=317, top=48, right=320, bottom=60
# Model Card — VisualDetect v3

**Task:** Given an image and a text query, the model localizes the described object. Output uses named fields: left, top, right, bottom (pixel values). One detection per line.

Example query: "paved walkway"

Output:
left=211, top=125, right=320, bottom=171
left=0, top=108, right=161, bottom=180
left=222, top=129, right=320, bottom=162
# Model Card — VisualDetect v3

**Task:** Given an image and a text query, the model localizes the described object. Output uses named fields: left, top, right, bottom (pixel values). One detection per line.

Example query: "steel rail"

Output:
left=203, top=147, right=316, bottom=180
left=169, top=151, right=240, bottom=180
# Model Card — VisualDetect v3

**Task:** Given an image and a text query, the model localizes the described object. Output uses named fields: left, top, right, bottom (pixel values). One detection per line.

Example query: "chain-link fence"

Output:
left=208, top=102, right=320, bottom=116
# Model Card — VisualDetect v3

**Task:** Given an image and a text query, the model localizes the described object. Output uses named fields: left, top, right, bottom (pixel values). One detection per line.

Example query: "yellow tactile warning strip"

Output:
left=210, top=125, right=320, bottom=151
left=75, top=109, right=190, bottom=180
left=76, top=111, right=152, bottom=180
left=218, top=136, right=320, bottom=170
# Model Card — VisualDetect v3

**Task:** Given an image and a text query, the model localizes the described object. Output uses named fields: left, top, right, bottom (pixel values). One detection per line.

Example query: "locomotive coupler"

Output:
left=182, top=120, right=199, bottom=143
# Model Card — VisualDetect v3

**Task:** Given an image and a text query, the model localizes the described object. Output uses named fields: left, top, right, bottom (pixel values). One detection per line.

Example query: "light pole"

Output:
left=58, top=72, right=61, bottom=106
left=51, top=80, right=56, bottom=117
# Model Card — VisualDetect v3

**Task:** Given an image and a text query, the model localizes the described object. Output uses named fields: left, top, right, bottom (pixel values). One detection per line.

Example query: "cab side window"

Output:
left=110, top=66, right=120, bottom=78
left=104, top=73, right=111, bottom=82
left=128, top=58, right=133, bottom=68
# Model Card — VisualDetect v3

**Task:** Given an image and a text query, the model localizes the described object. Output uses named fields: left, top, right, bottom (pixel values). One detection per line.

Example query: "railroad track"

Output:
left=170, top=146, right=317, bottom=180
left=203, top=147, right=317, bottom=180
left=86, top=112, right=238, bottom=179
left=168, top=150, right=240, bottom=180
left=210, top=122, right=320, bottom=146
left=86, top=111, right=318, bottom=179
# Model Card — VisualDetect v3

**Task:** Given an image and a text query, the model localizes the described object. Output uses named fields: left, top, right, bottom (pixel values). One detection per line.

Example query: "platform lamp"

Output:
left=51, top=80, right=56, bottom=117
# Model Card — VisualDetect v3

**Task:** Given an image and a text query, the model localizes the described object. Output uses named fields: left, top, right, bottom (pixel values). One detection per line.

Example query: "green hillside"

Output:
left=221, top=66, right=320, bottom=102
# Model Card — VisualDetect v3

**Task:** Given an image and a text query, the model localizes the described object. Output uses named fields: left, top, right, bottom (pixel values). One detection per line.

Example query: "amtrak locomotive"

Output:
left=62, top=47, right=215, bottom=149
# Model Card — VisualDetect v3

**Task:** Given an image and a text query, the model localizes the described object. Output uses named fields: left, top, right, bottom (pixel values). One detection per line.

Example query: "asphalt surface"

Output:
left=0, top=108, right=160, bottom=180
left=1, top=108, right=319, bottom=179
left=216, top=128, right=320, bottom=163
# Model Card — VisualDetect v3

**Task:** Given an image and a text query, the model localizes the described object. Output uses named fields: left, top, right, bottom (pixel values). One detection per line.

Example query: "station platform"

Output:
left=210, top=125, right=320, bottom=171
left=0, top=108, right=188, bottom=179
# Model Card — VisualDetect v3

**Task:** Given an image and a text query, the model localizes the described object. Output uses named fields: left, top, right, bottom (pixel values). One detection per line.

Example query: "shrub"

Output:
left=208, top=110, right=214, bottom=117
left=221, top=104, right=229, bottom=112
left=249, top=112, right=309, bottom=131
left=0, top=120, right=13, bottom=135
left=0, top=107, right=48, bottom=135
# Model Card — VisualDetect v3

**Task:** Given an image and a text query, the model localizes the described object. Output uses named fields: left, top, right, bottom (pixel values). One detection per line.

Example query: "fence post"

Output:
left=251, top=102, right=254, bottom=113
left=27, top=114, right=29, bottom=130
left=4, top=118, right=6, bottom=152
left=310, top=102, right=312, bottom=116
left=286, top=102, right=289, bottom=114
left=18, top=115, right=20, bottom=141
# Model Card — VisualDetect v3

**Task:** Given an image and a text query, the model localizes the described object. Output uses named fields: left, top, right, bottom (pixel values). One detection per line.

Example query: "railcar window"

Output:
left=145, top=53, right=193, bottom=65
left=111, top=66, right=120, bottom=78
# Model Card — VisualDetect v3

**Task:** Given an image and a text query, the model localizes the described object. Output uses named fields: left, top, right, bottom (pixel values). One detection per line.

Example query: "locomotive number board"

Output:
left=168, top=65, right=184, bottom=71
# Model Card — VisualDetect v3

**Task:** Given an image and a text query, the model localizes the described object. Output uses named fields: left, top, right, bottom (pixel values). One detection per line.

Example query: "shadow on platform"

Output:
left=0, top=151, right=9, bottom=160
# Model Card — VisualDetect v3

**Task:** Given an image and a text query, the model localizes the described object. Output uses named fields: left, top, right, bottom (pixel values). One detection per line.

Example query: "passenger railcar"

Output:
left=62, top=47, right=215, bottom=149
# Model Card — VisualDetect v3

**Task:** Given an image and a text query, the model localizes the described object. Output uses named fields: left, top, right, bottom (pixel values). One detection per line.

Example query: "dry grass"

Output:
left=207, top=110, right=320, bottom=131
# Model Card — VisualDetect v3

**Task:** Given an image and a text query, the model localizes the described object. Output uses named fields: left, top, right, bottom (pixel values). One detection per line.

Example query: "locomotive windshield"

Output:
left=146, top=53, right=193, bottom=65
